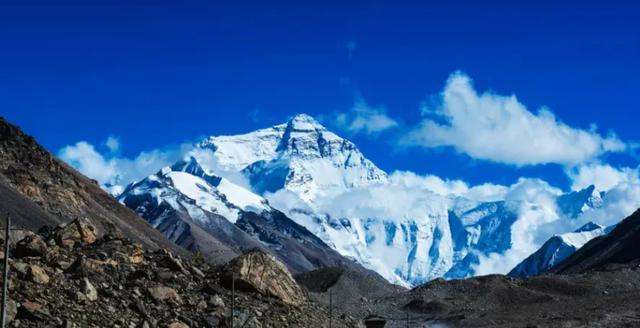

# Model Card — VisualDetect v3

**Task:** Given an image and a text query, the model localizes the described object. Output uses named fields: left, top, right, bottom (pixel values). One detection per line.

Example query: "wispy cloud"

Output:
left=104, top=135, right=120, bottom=153
left=346, top=40, right=357, bottom=60
left=333, top=99, right=399, bottom=136
left=248, top=108, right=262, bottom=123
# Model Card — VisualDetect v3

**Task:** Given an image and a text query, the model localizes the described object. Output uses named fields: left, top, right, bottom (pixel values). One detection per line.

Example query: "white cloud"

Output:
left=104, top=136, right=120, bottom=153
left=472, top=169, right=640, bottom=276
left=463, top=183, right=510, bottom=202
left=346, top=41, right=357, bottom=60
left=403, top=72, right=626, bottom=166
left=576, top=169, right=640, bottom=227
left=566, top=163, right=639, bottom=192
left=334, top=99, right=399, bottom=136
left=59, top=141, right=118, bottom=184
left=473, top=178, right=563, bottom=275
left=58, top=138, right=192, bottom=189
left=189, top=147, right=252, bottom=189
left=389, top=171, right=469, bottom=196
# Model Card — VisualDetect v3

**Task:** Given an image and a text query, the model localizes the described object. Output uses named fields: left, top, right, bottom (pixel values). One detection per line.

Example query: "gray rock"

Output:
left=82, top=278, right=98, bottom=301
left=147, top=286, right=182, bottom=305
left=26, top=265, right=50, bottom=284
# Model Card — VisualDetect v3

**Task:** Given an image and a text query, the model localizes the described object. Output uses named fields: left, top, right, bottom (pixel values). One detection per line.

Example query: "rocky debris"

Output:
left=3, top=222, right=359, bottom=327
left=54, top=218, right=98, bottom=248
left=223, top=249, right=307, bottom=306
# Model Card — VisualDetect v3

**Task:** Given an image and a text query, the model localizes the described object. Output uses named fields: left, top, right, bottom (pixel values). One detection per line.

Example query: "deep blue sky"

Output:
left=2, top=0, right=639, bottom=189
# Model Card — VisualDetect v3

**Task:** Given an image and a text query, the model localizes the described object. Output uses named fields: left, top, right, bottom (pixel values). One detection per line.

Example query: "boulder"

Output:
left=12, top=261, right=29, bottom=275
left=148, top=286, right=183, bottom=305
left=167, top=322, right=189, bottom=328
left=223, top=250, right=306, bottom=306
left=54, top=218, right=98, bottom=248
left=14, top=234, right=48, bottom=258
left=160, top=253, right=188, bottom=274
left=5, top=299, right=17, bottom=323
left=203, top=315, right=222, bottom=328
left=129, top=244, right=145, bottom=264
left=66, top=256, right=118, bottom=276
left=26, top=265, right=50, bottom=284
left=207, top=295, right=225, bottom=308
left=18, top=301, right=51, bottom=321
left=82, top=278, right=98, bottom=301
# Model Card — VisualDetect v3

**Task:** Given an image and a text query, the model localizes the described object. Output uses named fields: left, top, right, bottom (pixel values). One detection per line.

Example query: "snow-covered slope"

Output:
left=508, top=222, right=611, bottom=278
left=117, top=156, right=366, bottom=273
left=120, top=157, right=268, bottom=224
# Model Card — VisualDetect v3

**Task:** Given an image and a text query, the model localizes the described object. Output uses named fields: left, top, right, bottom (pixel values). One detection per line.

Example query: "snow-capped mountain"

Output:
left=115, top=113, right=613, bottom=287
left=556, top=185, right=604, bottom=219
left=197, top=113, right=387, bottom=201
left=508, top=222, right=612, bottom=278
left=117, top=156, right=364, bottom=274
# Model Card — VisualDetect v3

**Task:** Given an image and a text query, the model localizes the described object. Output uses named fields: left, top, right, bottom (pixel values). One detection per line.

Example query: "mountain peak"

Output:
left=286, top=113, right=325, bottom=131
left=574, top=222, right=603, bottom=233
left=556, top=184, right=603, bottom=219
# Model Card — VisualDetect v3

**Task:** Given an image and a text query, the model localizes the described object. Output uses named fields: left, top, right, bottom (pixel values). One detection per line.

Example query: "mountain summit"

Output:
left=197, top=114, right=386, bottom=201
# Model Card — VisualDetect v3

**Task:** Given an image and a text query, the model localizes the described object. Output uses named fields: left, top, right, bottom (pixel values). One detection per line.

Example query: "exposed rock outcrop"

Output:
left=223, top=249, right=307, bottom=306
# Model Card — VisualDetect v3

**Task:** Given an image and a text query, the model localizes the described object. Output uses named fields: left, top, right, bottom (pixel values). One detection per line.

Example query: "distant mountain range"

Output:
left=109, top=114, right=626, bottom=286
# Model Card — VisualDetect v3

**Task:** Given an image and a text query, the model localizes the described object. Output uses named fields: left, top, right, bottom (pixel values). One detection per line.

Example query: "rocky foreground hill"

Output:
left=1, top=218, right=359, bottom=328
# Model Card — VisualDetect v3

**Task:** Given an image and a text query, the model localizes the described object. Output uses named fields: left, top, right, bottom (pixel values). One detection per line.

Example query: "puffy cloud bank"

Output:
left=567, top=163, right=639, bottom=192
left=58, top=138, right=192, bottom=191
left=403, top=72, right=626, bottom=166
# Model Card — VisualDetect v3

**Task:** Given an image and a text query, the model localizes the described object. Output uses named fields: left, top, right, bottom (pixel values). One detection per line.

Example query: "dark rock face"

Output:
left=120, top=192, right=257, bottom=266
left=2, top=221, right=360, bottom=328
left=236, top=210, right=366, bottom=274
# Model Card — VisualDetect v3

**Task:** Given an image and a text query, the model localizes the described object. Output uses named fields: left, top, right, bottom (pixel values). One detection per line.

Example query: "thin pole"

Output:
left=328, top=290, right=332, bottom=328
left=406, top=311, right=409, bottom=328
left=231, top=271, right=235, bottom=328
left=1, top=214, right=10, bottom=328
